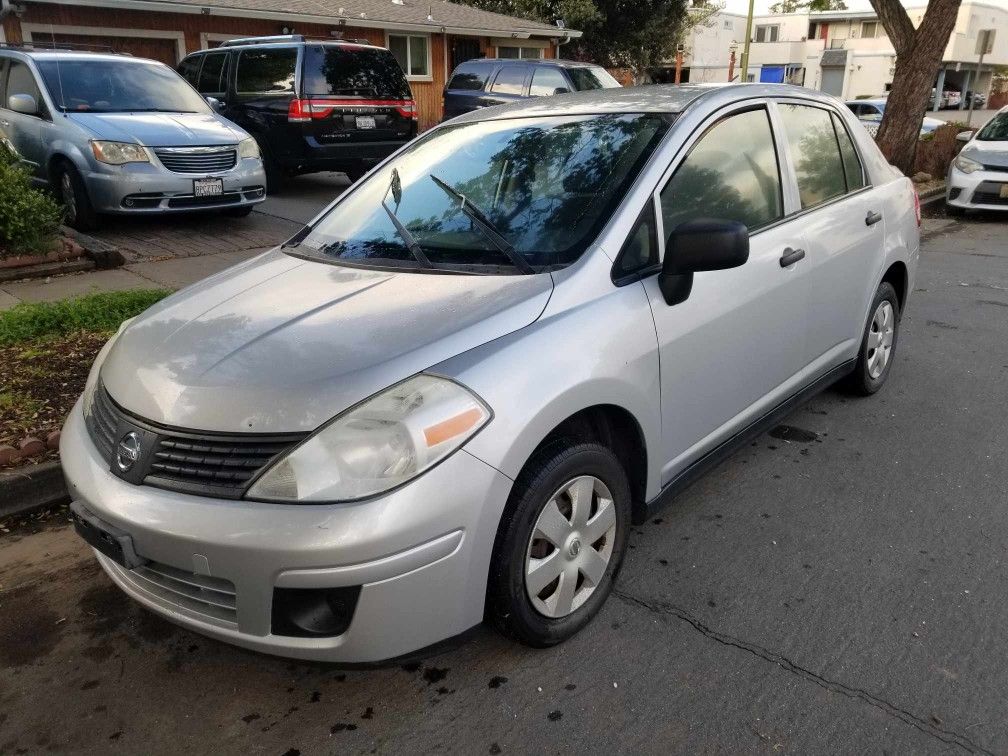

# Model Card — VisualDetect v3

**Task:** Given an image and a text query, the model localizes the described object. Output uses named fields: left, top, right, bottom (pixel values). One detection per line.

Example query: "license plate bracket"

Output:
left=70, top=502, right=147, bottom=570
left=355, top=115, right=376, bottom=130
left=193, top=177, right=224, bottom=198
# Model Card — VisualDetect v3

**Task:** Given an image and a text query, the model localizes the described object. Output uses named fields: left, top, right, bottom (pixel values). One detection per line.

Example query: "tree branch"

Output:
left=868, top=0, right=916, bottom=54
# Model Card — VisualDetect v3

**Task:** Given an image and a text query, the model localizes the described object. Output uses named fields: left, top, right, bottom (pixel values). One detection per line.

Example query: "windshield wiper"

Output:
left=429, top=174, right=535, bottom=274
left=383, top=168, right=434, bottom=269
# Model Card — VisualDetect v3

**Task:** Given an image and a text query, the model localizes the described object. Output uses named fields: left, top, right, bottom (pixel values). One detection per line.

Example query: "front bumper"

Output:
left=83, top=157, right=267, bottom=215
left=946, top=166, right=1008, bottom=211
left=60, top=400, right=513, bottom=662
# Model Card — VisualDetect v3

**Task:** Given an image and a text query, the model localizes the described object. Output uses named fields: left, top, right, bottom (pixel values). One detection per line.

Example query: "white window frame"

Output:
left=386, top=32, right=432, bottom=82
left=754, top=24, right=779, bottom=43
left=860, top=21, right=880, bottom=39
left=22, top=23, right=187, bottom=62
left=496, top=45, right=546, bottom=60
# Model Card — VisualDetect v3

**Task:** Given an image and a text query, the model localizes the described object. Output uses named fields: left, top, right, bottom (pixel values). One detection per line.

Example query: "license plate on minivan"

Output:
left=1000, top=184, right=1008, bottom=199
left=355, top=116, right=377, bottom=130
left=194, top=177, right=224, bottom=197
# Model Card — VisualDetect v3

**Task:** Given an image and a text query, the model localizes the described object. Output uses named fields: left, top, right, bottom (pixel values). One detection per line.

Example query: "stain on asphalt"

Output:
left=400, top=662, right=421, bottom=673
left=79, top=680, right=100, bottom=691
left=565, top=684, right=576, bottom=691
left=926, top=320, right=959, bottom=330
left=422, top=666, right=449, bottom=685
left=330, top=723, right=357, bottom=733
left=489, top=743, right=502, bottom=754
left=0, top=583, right=62, bottom=668
left=488, top=675, right=508, bottom=689
left=769, top=425, right=819, bottom=443
left=361, top=707, right=373, bottom=720
left=978, top=299, right=1008, bottom=308
left=242, top=713, right=260, bottom=723
left=309, top=691, right=320, bottom=703
left=547, top=710, right=563, bottom=722
left=77, top=583, right=130, bottom=638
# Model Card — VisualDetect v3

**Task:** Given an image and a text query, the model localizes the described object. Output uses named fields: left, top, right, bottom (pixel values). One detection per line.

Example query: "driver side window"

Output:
left=659, top=107, right=783, bottom=235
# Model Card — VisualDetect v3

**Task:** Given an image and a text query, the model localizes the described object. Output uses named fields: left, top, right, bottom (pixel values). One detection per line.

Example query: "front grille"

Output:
left=84, top=381, right=307, bottom=499
left=971, top=182, right=1008, bottom=206
left=108, top=557, right=238, bottom=627
left=982, top=164, right=1008, bottom=174
left=153, top=146, right=237, bottom=174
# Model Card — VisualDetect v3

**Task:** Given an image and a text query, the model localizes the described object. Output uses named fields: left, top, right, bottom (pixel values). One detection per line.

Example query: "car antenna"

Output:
left=50, top=24, right=68, bottom=118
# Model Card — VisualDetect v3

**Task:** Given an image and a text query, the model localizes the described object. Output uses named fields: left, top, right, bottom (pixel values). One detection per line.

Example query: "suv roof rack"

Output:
left=0, top=40, right=128, bottom=54
left=218, top=34, right=378, bottom=48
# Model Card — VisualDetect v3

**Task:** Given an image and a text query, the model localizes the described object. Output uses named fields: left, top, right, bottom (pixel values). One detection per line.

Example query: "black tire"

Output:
left=222, top=205, right=255, bottom=218
left=847, top=281, right=900, bottom=396
left=487, top=441, right=631, bottom=647
left=258, top=141, right=286, bottom=194
left=53, top=161, right=98, bottom=231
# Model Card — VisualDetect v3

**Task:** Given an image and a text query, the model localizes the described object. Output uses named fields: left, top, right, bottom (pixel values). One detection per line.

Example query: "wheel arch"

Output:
left=881, top=260, right=908, bottom=314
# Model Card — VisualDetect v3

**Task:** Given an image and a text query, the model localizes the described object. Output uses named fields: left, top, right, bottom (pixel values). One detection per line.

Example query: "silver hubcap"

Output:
left=60, top=172, right=77, bottom=223
left=524, top=475, right=617, bottom=619
left=866, top=300, right=895, bottom=379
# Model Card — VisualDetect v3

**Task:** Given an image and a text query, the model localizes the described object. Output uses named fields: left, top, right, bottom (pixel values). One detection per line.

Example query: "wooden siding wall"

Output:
left=10, top=3, right=491, bottom=127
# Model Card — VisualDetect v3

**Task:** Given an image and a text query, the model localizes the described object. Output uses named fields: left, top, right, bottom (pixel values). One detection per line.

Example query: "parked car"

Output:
left=965, top=90, right=986, bottom=109
left=179, top=35, right=417, bottom=190
left=63, top=84, right=919, bottom=663
left=946, top=106, right=1008, bottom=213
left=943, top=90, right=962, bottom=109
left=442, top=58, right=620, bottom=120
left=846, top=98, right=944, bottom=138
left=1, top=48, right=266, bottom=230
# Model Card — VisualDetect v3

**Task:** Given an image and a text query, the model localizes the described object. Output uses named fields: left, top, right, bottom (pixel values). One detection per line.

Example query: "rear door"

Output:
left=226, top=45, right=299, bottom=161
left=298, top=44, right=416, bottom=145
left=443, top=62, right=493, bottom=119
left=482, top=64, right=530, bottom=107
left=529, top=66, right=571, bottom=97
left=195, top=50, right=230, bottom=105
left=773, top=101, right=879, bottom=372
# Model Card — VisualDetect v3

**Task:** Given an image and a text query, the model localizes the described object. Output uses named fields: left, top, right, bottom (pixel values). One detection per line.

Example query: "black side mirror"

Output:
left=553, top=87, right=570, bottom=95
left=659, top=218, right=749, bottom=305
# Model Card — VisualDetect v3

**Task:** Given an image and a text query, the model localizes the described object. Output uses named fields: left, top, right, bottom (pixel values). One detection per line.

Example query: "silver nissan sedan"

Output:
left=62, top=84, right=920, bottom=663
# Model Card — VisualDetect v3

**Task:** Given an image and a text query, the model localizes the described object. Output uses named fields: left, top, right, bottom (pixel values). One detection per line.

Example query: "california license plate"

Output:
left=193, top=177, right=224, bottom=197
left=1000, top=184, right=1008, bottom=199
left=355, top=115, right=376, bottom=129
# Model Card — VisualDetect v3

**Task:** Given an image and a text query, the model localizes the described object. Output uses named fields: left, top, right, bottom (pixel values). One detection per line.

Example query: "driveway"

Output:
left=2, top=215, right=1008, bottom=754
left=925, top=108, right=999, bottom=127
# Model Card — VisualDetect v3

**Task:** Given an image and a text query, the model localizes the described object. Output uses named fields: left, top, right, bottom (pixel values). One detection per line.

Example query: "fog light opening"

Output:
left=271, top=586, right=361, bottom=638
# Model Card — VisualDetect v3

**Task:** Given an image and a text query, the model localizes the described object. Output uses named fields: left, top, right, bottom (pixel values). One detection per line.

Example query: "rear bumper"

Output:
left=278, top=138, right=411, bottom=173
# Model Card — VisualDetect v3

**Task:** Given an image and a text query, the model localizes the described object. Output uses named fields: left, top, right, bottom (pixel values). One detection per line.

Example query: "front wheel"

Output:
left=54, top=161, right=98, bottom=231
left=848, top=281, right=900, bottom=395
left=488, top=442, right=631, bottom=647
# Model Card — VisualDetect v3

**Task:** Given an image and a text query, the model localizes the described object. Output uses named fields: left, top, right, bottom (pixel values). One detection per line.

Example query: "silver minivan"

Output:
left=1, top=49, right=266, bottom=229
left=62, top=84, right=920, bottom=663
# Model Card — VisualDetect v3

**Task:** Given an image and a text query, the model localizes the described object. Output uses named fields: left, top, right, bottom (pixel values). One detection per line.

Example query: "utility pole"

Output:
left=739, top=0, right=755, bottom=81
left=675, top=44, right=684, bottom=84
left=728, top=41, right=738, bottom=82
left=968, top=29, right=995, bottom=127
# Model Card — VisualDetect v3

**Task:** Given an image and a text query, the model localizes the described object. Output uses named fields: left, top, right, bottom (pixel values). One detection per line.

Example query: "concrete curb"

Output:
left=62, top=226, right=126, bottom=270
left=0, top=461, right=68, bottom=519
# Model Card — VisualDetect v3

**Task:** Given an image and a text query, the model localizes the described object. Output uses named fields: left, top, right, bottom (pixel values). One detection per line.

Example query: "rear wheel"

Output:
left=54, top=161, right=98, bottom=231
left=847, top=281, right=900, bottom=395
left=258, top=141, right=286, bottom=194
left=488, top=442, right=631, bottom=647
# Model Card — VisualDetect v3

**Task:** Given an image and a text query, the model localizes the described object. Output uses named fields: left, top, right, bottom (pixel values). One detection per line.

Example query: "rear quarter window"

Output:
left=448, top=64, right=490, bottom=91
left=302, top=45, right=411, bottom=99
left=235, top=48, right=297, bottom=94
left=178, top=55, right=202, bottom=86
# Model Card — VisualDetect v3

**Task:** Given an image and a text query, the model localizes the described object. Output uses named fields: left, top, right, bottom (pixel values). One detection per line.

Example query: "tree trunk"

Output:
left=869, top=0, right=961, bottom=175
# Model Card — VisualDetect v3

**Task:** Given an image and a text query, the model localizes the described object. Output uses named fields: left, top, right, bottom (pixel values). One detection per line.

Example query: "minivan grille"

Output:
left=153, top=146, right=237, bottom=173
left=84, top=381, right=307, bottom=499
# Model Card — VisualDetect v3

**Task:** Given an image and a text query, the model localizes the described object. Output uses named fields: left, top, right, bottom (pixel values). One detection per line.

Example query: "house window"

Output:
left=860, top=21, right=881, bottom=38
left=724, top=19, right=733, bottom=30
left=497, top=45, right=544, bottom=60
left=388, top=34, right=429, bottom=78
left=754, top=25, right=779, bottom=42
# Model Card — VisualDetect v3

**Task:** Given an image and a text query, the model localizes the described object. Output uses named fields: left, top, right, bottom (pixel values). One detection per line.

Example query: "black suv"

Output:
left=442, top=58, right=620, bottom=121
left=179, top=35, right=417, bottom=189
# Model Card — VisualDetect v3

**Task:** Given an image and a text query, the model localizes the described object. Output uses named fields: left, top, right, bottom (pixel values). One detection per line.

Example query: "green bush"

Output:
left=913, top=123, right=967, bottom=178
left=0, top=289, right=171, bottom=345
left=0, top=150, right=62, bottom=256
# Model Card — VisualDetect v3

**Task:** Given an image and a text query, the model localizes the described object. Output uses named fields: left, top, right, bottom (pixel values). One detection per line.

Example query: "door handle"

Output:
left=780, top=247, right=805, bottom=267
left=865, top=210, right=882, bottom=226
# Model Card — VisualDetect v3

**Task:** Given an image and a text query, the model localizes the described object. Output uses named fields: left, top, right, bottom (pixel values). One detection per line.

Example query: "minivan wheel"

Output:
left=54, top=162, right=98, bottom=231
left=488, top=441, right=631, bottom=647
left=848, top=281, right=900, bottom=395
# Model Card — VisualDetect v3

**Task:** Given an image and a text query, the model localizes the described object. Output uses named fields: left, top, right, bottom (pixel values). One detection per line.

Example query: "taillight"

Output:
left=288, top=99, right=313, bottom=123
left=288, top=98, right=417, bottom=123
left=913, top=187, right=921, bottom=227
left=396, top=100, right=418, bottom=120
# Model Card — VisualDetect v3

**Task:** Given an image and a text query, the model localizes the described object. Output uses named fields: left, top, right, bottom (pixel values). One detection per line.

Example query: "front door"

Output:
left=451, top=37, right=482, bottom=72
left=2, top=60, right=47, bottom=181
left=641, top=104, right=811, bottom=483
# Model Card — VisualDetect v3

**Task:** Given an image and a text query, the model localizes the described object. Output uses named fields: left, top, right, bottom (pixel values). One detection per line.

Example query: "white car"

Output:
left=946, top=106, right=1008, bottom=213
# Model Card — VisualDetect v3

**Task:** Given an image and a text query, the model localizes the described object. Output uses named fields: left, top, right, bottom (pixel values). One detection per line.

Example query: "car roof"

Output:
left=6, top=50, right=159, bottom=64
left=463, top=57, right=602, bottom=69
left=848, top=98, right=886, bottom=105
left=448, top=83, right=839, bottom=124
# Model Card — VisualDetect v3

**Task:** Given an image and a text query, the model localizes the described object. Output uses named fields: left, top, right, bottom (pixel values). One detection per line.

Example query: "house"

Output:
left=0, top=0, right=580, bottom=128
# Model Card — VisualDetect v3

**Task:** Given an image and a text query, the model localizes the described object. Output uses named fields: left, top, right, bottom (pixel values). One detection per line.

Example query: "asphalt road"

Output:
left=2, top=212, right=1007, bottom=755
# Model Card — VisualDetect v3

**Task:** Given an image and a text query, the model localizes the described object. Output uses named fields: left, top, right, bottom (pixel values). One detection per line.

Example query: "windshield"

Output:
left=567, top=67, right=621, bottom=91
left=36, top=59, right=210, bottom=113
left=976, top=112, right=1008, bottom=141
left=295, top=113, right=669, bottom=272
left=302, top=45, right=411, bottom=99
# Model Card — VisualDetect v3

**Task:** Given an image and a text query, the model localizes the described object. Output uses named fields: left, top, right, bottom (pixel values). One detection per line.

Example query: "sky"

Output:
left=719, top=0, right=1008, bottom=15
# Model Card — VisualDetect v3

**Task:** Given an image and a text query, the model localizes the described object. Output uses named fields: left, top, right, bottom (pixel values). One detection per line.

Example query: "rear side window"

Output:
left=178, top=55, right=201, bottom=86
left=567, top=66, right=621, bottom=91
left=490, top=66, right=528, bottom=95
left=777, top=103, right=847, bottom=208
left=529, top=67, right=569, bottom=97
left=448, top=63, right=489, bottom=91
left=832, top=112, right=865, bottom=191
left=302, top=45, right=410, bottom=99
left=236, top=48, right=296, bottom=94
left=660, top=108, right=783, bottom=233
left=197, top=52, right=227, bottom=94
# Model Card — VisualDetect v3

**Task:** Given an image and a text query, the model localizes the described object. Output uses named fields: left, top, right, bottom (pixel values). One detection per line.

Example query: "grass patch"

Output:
left=0, top=289, right=170, bottom=346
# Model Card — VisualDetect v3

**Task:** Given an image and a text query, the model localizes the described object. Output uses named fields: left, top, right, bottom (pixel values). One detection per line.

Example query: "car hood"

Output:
left=68, top=111, right=247, bottom=146
left=101, top=250, right=553, bottom=433
left=963, top=139, right=1008, bottom=168
left=921, top=117, right=945, bottom=131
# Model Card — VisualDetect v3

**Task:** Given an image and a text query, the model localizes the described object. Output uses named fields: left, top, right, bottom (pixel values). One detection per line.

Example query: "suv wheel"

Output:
left=488, top=441, right=631, bottom=647
left=848, top=281, right=900, bottom=395
left=54, top=161, right=98, bottom=231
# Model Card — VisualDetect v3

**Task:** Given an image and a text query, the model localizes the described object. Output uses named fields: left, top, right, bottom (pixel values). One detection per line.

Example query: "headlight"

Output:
left=246, top=375, right=492, bottom=503
left=90, top=140, right=149, bottom=165
left=82, top=317, right=136, bottom=421
left=238, top=137, right=260, bottom=159
left=953, top=154, right=983, bottom=174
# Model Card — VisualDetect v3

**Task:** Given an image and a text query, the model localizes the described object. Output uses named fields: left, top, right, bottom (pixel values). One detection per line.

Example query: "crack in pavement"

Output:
left=613, top=589, right=993, bottom=755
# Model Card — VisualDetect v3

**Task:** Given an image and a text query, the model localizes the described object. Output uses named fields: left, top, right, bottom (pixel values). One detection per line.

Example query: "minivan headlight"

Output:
left=246, top=375, right=492, bottom=503
left=238, top=137, right=260, bottom=159
left=953, top=154, right=983, bottom=174
left=91, top=141, right=149, bottom=165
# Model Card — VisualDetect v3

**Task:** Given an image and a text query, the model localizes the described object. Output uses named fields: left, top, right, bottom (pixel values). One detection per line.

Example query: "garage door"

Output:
left=820, top=66, right=845, bottom=97
left=44, top=33, right=179, bottom=65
